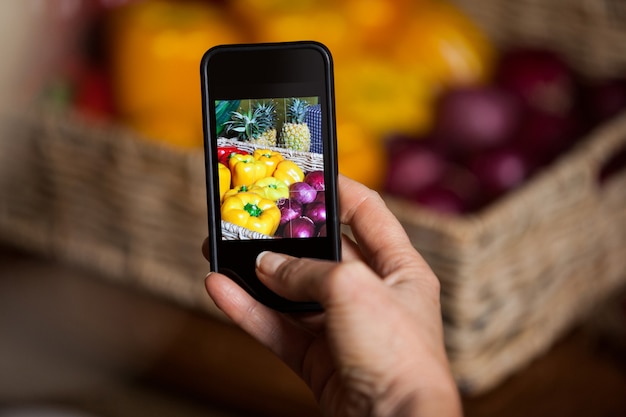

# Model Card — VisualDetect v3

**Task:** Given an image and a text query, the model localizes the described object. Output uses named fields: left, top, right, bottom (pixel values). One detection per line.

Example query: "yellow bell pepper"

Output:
left=336, top=120, right=387, bottom=190
left=253, top=149, right=284, bottom=176
left=233, top=3, right=356, bottom=63
left=273, top=160, right=304, bottom=186
left=250, top=177, right=290, bottom=201
left=107, top=0, right=242, bottom=148
left=223, top=184, right=252, bottom=201
left=339, top=0, right=414, bottom=52
left=218, top=162, right=231, bottom=202
left=334, top=58, right=436, bottom=137
left=221, top=192, right=281, bottom=236
left=229, top=154, right=268, bottom=187
left=391, top=1, right=495, bottom=88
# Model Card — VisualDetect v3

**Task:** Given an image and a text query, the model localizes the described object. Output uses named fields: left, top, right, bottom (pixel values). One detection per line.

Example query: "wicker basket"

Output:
left=451, top=0, right=626, bottom=79
left=216, top=137, right=324, bottom=240
left=0, top=109, right=221, bottom=315
left=383, top=0, right=626, bottom=394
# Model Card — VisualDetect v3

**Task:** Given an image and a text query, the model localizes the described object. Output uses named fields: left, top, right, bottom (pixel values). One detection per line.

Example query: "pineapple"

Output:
left=249, top=101, right=277, bottom=146
left=223, top=101, right=277, bottom=146
left=279, top=98, right=310, bottom=152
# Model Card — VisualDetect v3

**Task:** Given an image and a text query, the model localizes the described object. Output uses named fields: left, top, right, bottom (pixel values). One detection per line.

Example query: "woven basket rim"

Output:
left=221, top=220, right=274, bottom=240
left=2, top=106, right=205, bottom=158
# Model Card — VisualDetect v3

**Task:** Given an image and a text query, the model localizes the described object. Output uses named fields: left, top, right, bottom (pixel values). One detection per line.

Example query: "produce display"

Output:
left=217, top=96, right=327, bottom=239
left=219, top=143, right=327, bottom=239
left=43, top=0, right=626, bottom=214
left=45, top=0, right=494, bottom=191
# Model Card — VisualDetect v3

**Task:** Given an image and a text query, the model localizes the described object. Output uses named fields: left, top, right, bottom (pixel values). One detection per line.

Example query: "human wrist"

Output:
left=373, top=373, right=462, bottom=417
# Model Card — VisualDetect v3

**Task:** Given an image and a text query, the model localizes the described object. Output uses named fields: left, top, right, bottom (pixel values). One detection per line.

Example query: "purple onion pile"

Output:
left=276, top=171, right=327, bottom=238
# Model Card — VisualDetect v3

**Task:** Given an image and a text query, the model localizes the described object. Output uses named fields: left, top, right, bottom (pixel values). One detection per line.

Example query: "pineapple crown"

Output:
left=223, top=108, right=257, bottom=140
left=254, top=101, right=276, bottom=128
left=223, top=101, right=276, bottom=141
left=286, top=98, right=309, bottom=124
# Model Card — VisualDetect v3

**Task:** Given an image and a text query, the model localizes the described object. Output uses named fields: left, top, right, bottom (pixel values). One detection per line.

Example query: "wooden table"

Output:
left=1, top=243, right=625, bottom=417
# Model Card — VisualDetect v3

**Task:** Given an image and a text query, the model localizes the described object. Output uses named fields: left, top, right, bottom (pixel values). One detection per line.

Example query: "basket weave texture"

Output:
left=0, top=111, right=220, bottom=315
left=452, top=0, right=626, bottom=79
left=0, top=0, right=624, bottom=397
left=385, top=114, right=626, bottom=393
left=382, top=0, right=626, bottom=394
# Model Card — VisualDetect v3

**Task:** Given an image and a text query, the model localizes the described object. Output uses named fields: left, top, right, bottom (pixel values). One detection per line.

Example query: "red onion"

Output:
left=470, top=147, right=530, bottom=197
left=384, top=142, right=447, bottom=198
left=413, top=185, right=465, bottom=215
left=304, top=201, right=326, bottom=225
left=313, top=191, right=325, bottom=204
left=276, top=198, right=302, bottom=225
left=385, top=133, right=428, bottom=155
left=304, top=170, right=325, bottom=191
left=513, top=110, right=579, bottom=169
left=497, top=48, right=576, bottom=115
left=434, top=86, right=522, bottom=153
left=436, top=164, right=483, bottom=213
left=290, top=182, right=317, bottom=204
left=281, top=217, right=316, bottom=238
left=403, top=146, right=483, bottom=215
left=317, top=223, right=327, bottom=237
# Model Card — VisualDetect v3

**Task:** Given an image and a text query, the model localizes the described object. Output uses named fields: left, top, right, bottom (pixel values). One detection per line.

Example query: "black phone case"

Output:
left=200, top=41, right=341, bottom=312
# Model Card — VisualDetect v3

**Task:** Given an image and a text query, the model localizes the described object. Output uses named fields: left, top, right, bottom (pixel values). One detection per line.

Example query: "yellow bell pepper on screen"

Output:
left=253, top=149, right=285, bottom=176
left=221, top=193, right=281, bottom=236
left=218, top=162, right=231, bottom=202
left=273, top=160, right=304, bottom=186
left=229, top=154, right=268, bottom=187
left=250, top=177, right=290, bottom=201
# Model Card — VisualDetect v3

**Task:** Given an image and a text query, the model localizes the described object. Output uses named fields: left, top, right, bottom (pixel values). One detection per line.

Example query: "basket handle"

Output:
left=589, top=111, right=626, bottom=186
left=598, top=143, right=626, bottom=185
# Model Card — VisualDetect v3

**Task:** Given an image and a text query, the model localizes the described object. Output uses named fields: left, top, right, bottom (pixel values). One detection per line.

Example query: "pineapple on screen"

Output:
left=249, top=101, right=277, bottom=146
left=280, top=98, right=310, bottom=152
left=223, top=101, right=277, bottom=146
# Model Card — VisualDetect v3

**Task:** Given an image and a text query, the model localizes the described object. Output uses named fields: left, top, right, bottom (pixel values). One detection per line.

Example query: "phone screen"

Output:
left=214, top=96, right=329, bottom=241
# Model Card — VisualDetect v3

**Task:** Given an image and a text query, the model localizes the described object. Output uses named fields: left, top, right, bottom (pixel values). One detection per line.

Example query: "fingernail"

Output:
left=256, top=251, right=287, bottom=274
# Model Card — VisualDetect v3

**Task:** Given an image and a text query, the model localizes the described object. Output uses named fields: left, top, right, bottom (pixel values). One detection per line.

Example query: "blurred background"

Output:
left=1, top=0, right=625, bottom=416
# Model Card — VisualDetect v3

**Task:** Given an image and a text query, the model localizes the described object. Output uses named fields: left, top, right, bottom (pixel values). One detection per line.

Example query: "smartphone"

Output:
left=200, top=42, right=341, bottom=312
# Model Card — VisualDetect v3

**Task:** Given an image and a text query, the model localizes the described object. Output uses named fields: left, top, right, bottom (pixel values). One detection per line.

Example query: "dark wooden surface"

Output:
left=1, top=243, right=625, bottom=417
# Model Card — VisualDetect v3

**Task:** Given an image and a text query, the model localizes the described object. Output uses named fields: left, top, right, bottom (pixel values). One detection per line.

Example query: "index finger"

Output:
left=338, top=175, right=425, bottom=277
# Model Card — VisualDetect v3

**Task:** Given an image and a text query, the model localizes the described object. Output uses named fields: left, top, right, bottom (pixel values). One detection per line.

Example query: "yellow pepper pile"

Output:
left=105, top=0, right=494, bottom=190
left=107, top=0, right=242, bottom=148
left=218, top=147, right=305, bottom=236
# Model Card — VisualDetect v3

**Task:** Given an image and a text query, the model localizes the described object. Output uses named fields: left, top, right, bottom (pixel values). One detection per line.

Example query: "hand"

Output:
left=203, top=175, right=461, bottom=417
